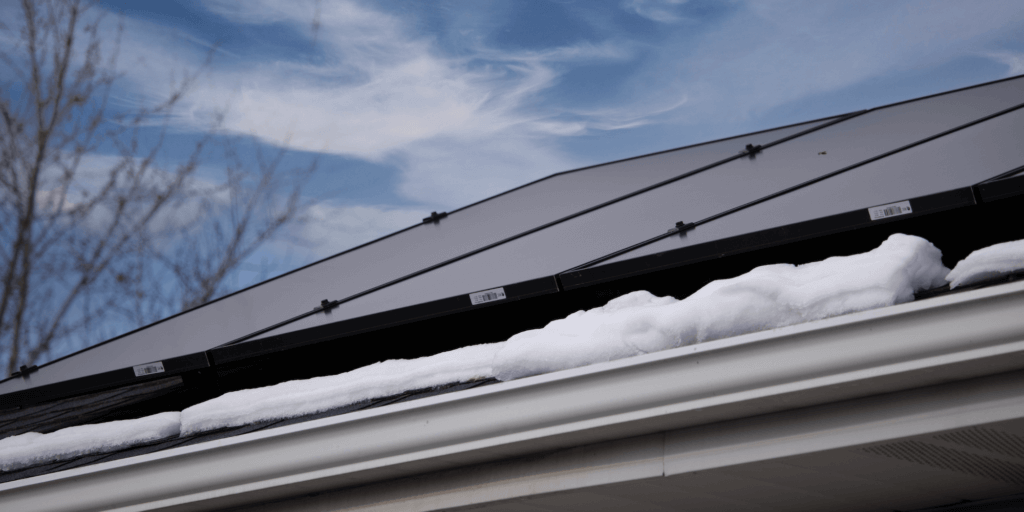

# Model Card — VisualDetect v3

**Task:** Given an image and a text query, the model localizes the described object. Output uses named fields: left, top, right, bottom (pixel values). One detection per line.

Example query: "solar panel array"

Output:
left=3, top=75, right=1023, bottom=406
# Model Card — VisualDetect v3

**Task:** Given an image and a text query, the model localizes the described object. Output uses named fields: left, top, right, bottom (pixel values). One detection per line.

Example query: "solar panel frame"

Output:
left=562, top=98, right=1024, bottom=282
left=4, top=74, right=1024, bottom=408
left=239, top=76, right=1024, bottom=342
left=229, top=116, right=858, bottom=346
left=0, top=114, right=839, bottom=403
left=976, top=166, right=1024, bottom=203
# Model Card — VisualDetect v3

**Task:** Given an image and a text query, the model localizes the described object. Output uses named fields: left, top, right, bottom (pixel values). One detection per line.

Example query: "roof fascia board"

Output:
left=661, top=368, right=1024, bottom=477
left=153, top=369, right=1024, bottom=512
left=4, top=281, right=1024, bottom=511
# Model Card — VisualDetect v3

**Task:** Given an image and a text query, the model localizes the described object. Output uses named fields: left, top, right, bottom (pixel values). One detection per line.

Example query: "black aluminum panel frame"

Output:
left=976, top=166, right=1024, bottom=203
left=219, top=113, right=860, bottom=349
left=558, top=187, right=978, bottom=290
left=0, top=116, right=851, bottom=389
left=563, top=99, right=1024, bottom=275
left=210, top=275, right=559, bottom=364
left=0, top=352, right=209, bottom=408
left=0, top=117, right=849, bottom=406
left=5, top=74, right=1023, bottom=409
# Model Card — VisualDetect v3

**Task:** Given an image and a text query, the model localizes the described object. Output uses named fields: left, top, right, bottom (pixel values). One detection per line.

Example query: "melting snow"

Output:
left=3, top=232, right=955, bottom=464
left=946, top=238, right=1024, bottom=289
left=180, top=341, right=504, bottom=434
left=493, top=234, right=949, bottom=380
left=0, top=412, right=179, bottom=471
left=181, top=233, right=949, bottom=432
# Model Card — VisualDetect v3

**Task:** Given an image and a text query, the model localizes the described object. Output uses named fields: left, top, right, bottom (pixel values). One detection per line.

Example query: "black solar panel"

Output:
left=3, top=74, right=1024, bottom=411
left=3, top=75, right=1024, bottom=486
left=231, top=74, right=1024, bottom=345
left=565, top=96, right=1024, bottom=287
left=0, top=116, right=834, bottom=402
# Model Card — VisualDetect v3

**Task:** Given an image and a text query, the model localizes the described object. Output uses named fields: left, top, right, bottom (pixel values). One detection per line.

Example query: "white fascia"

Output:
left=4, top=281, right=1024, bottom=512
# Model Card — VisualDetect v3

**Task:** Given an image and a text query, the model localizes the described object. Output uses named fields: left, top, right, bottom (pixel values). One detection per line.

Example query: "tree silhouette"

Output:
left=0, top=0, right=313, bottom=375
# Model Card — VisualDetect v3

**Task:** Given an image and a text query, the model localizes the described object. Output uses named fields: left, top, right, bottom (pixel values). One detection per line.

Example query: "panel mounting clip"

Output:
left=668, top=221, right=696, bottom=234
left=10, top=364, right=38, bottom=379
left=317, top=299, right=340, bottom=312
left=743, top=144, right=763, bottom=158
left=422, top=211, right=448, bottom=224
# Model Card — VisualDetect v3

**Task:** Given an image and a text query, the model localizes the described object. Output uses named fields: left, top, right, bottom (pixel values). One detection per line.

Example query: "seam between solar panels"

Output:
left=215, top=112, right=864, bottom=349
left=562, top=99, right=1024, bottom=273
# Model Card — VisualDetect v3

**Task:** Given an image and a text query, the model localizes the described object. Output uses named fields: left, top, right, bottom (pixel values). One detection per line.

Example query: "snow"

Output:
left=3, top=232, right=957, bottom=464
left=180, top=341, right=504, bottom=434
left=181, top=234, right=950, bottom=432
left=946, top=239, right=1024, bottom=289
left=0, top=412, right=179, bottom=471
left=493, top=234, right=949, bottom=380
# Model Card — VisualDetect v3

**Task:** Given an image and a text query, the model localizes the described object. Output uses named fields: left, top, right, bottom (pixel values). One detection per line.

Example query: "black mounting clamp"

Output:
left=667, top=221, right=696, bottom=234
left=743, top=144, right=763, bottom=158
left=422, top=211, right=448, bottom=224
left=316, top=299, right=340, bottom=312
left=11, top=364, right=38, bottom=379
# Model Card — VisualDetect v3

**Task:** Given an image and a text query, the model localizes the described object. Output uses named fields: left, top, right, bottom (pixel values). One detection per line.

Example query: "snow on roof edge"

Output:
left=0, top=412, right=179, bottom=472
left=6, top=234, right=1024, bottom=474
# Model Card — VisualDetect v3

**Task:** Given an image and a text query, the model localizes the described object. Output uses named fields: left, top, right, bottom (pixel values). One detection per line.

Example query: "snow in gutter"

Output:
left=494, top=233, right=948, bottom=380
left=3, top=233, right=1023, bottom=471
left=181, top=342, right=503, bottom=434
left=0, top=412, right=179, bottom=471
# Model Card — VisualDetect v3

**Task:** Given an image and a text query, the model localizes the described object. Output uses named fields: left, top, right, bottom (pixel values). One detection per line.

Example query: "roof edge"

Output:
left=4, top=280, right=1024, bottom=511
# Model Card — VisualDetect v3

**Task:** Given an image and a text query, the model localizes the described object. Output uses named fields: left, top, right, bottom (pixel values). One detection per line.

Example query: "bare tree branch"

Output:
left=0, top=0, right=315, bottom=374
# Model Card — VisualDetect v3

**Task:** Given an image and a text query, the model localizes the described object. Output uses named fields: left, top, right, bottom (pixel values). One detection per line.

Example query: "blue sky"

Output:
left=46, top=0, right=1024, bottom=287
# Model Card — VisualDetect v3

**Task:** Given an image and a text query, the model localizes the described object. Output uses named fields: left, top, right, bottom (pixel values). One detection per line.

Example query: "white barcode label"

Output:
left=868, top=200, right=912, bottom=221
left=469, top=287, right=507, bottom=305
left=133, top=361, right=165, bottom=377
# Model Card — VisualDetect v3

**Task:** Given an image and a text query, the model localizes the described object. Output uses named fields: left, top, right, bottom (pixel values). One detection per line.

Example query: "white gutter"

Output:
left=4, top=281, right=1024, bottom=512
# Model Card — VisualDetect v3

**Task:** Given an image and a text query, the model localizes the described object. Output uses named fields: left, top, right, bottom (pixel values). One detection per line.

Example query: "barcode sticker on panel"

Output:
left=133, top=361, right=165, bottom=377
left=470, top=287, right=507, bottom=305
left=868, top=200, right=912, bottom=221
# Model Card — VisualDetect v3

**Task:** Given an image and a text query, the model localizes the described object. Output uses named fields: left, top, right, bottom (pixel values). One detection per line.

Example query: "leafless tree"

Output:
left=0, top=0, right=313, bottom=375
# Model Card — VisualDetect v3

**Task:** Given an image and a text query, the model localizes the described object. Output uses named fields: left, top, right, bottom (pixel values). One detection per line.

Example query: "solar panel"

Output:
left=225, top=75, right=1024, bottom=356
left=0, top=114, right=831, bottom=402
left=6, top=75, right=1023, bottom=406
left=566, top=100, right=1024, bottom=288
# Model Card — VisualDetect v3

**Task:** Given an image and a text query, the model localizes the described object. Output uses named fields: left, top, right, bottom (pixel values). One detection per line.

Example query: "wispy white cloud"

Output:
left=35, top=153, right=223, bottom=237
left=623, top=0, right=1024, bottom=125
left=104, top=0, right=659, bottom=210
left=396, top=134, right=577, bottom=208
left=621, top=0, right=690, bottom=23
left=51, top=0, right=1024, bottom=257
left=987, top=52, right=1024, bottom=76
left=289, top=202, right=426, bottom=256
